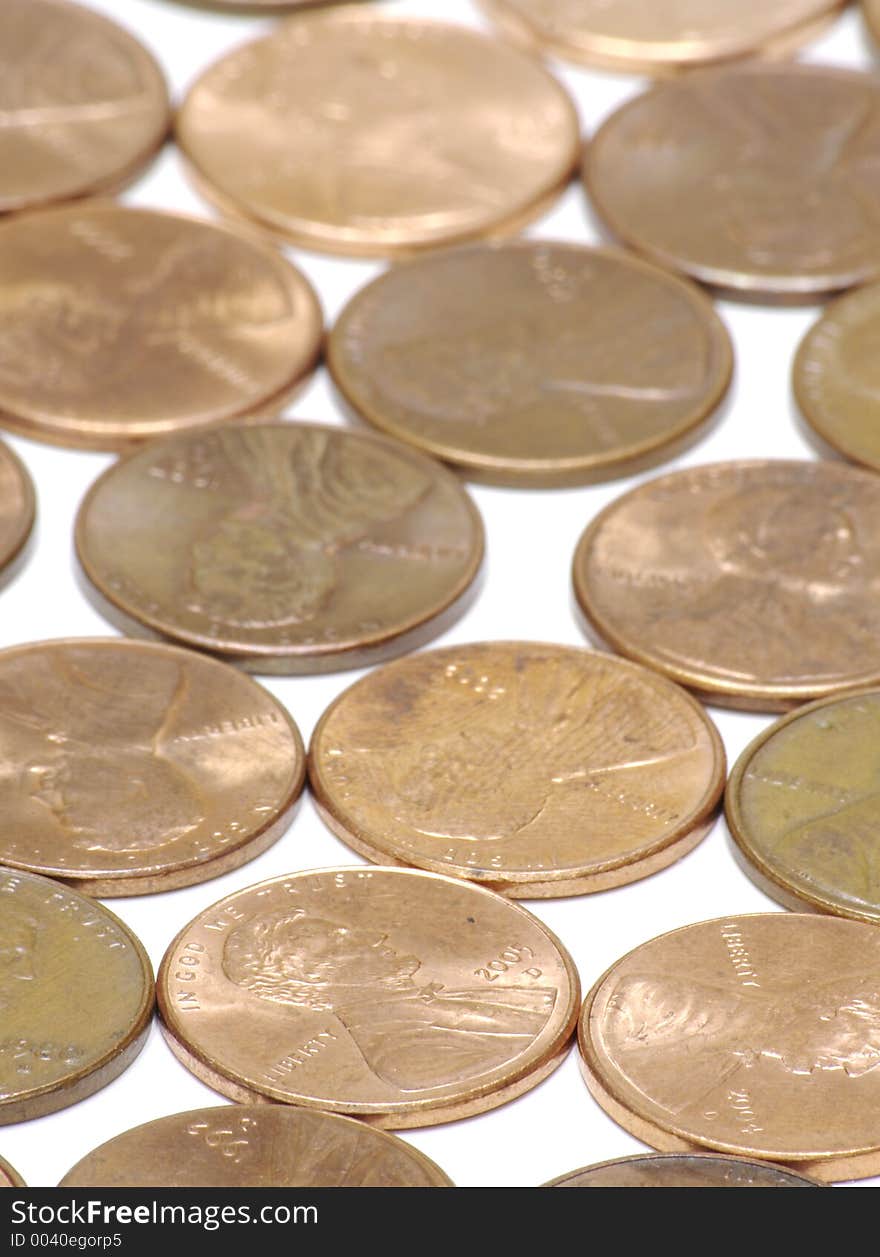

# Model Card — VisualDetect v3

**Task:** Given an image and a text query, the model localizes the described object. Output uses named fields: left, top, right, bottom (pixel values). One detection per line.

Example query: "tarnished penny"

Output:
left=0, top=639, right=305, bottom=897
left=59, top=1106, right=453, bottom=1187
left=0, top=1155, right=25, bottom=1188
left=586, top=64, right=880, bottom=299
left=726, top=690, right=880, bottom=925
left=309, top=643, right=725, bottom=898
left=573, top=460, right=880, bottom=712
left=579, top=914, right=880, bottom=1181
left=794, top=283, right=880, bottom=473
left=0, top=204, right=322, bottom=451
left=479, top=1, right=846, bottom=73
left=176, top=12, right=580, bottom=256
left=0, top=440, right=35, bottom=585
left=546, top=1153, right=819, bottom=1187
left=75, top=422, right=484, bottom=675
left=0, top=868, right=154, bottom=1125
left=0, top=0, right=169, bottom=214
left=328, top=242, right=733, bottom=487
left=158, top=867, right=580, bottom=1128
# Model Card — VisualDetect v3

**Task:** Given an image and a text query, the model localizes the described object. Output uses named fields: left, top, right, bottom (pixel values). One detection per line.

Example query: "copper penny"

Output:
left=75, top=422, right=484, bottom=675
left=586, top=64, right=880, bottom=299
left=0, top=0, right=169, bottom=215
left=794, top=283, right=880, bottom=473
left=0, top=439, right=35, bottom=585
left=0, top=868, right=153, bottom=1125
left=545, top=1152, right=819, bottom=1187
left=479, top=1, right=846, bottom=74
left=176, top=12, right=580, bottom=257
left=158, top=867, right=579, bottom=1128
left=0, top=204, right=322, bottom=451
left=328, top=242, right=733, bottom=488
left=0, top=639, right=305, bottom=897
left=579, top=913, right=880, bottom=1181
left=59, top=1105, right=453, bottom=1187
left=309, top=643, right=725, bottom=898
left=0, top=1155, right=25, bottom=1188
left=726, top=690, right=880, bottom=926
left=573, top=460, right=880, bottom=712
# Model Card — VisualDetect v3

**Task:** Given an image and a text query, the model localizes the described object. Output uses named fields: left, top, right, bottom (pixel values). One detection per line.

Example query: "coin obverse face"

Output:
left=0, top=0, right=170, bottom=214
left=586, top=64, right=880, bottom=298
left=176, top=11, right=580, bottom=255
left=579, top=913, right=880, bottom=1181
left=0, top=639, right=306, bottom=896
left=573, top=460, right=880, bottom=711
left=328, top=242, right=732, bottom=487
left=0, top=868, right=154, bottom=1125
left=75, top=422, right=484, bottom=674
left=478, top=0, right=846, bottom=72
left=309, top=643, right=725, bottom=897
left=59, top=1106, right=453, bottom=1187
left=0, top=204, right=322, bottom=450
left=546, top=1152, right=819, bottom=1188
left=158, top=867, right=580, bottom=1128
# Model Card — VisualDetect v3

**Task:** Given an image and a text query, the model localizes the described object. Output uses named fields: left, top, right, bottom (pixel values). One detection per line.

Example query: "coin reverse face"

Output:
left=794, top=283, right=880, bottom=473
left=727, top=690, right=880, bottom=925
left=309, top=643, right=725, bottom=897
left=573, top=460, right=880, bottom=711
left=579, top=914, right=880, bottom=1181
left=75, top=423, right=484, bottom=674
left=0, top=440, right=35, bottom=584
left=546, top=1152, right=819, bottom=1187
left=0, top=639, right=305, bottom=896
left=59, top=1105, right=453, bottom=1187
left=176, top=12, right=580, bottom=256
left=158, top=867, right=579, bottom=1127
left=586, top=64, right=880, bottom=298
left=479, top=0, right=846, bottom=72
left=0, top=0, right=170, bottom=214
left=0, top=1156, right=25, bottom=1188
left=0, top=205, right=322, bottom=450
left=329, top=242, right=732, bottom=487
left=0, top=868, right=154, bottom=1125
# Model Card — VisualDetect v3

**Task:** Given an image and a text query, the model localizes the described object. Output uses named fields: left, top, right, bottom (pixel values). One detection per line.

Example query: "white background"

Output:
left=2, top=0, right=876, bottom=1189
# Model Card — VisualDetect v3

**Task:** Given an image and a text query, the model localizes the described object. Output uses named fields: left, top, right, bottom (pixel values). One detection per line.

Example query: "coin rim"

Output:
left=0, top=1154, right=26, bottom=1188
left=725, top=686, right=880, bottom=924
left=584, top=62, right=880, bottom=298
left=308, top=640, right=726, bottom=891
left=542, top=1150, right=821, bottom=1187
left=175, top=11, right=582, bottom=257
left=156, top=865, right=581, bottom=1125
left=58, top=1104, right=455, bottom=1187
left=577, top=911, right=880, bottom=1173
left=572, top=458, right=880, bottom=711
left=327, top=241, right=734, bottom=487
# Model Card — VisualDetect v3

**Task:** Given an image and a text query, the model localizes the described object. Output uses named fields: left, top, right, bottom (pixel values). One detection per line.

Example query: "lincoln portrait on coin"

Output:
left=223, top=907, right=556, bottom=1092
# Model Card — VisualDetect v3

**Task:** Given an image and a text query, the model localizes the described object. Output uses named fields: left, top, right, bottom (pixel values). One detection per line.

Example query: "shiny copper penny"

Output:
left=726, top=690, right=880, bottom=925
left=0, top=868, right=153, bottom=1125
left=59, top=1105, right=453, bottom=1187
left=794, top=283, right=880, bottom=473
left=546, top=1153, right=819, bottom=1187
left=328, top=242, right=733, bottom=487
left=158, top=867, right=579, bottom=1128
left=0, top=639, right=305, bottom=897
left=309, top=643, right=725, bottom=898
left=0, top=204, right=322, bottom=451
left=0, top=1155, right=25, bottom=1188
left=75, top=422, right=484, bottom=675
left=479, top=1, right=846, bottom=74
left=573, top=460, right=880, bottom=712
left=0, top=0, right=169, bottom=215
left=176, top=12, right=580, bottom=257
left=0, top=440, right=35, bottom=585
left=586, top=64, right=880, bottom=299
left=580, top=914, right=880, bottom=1181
